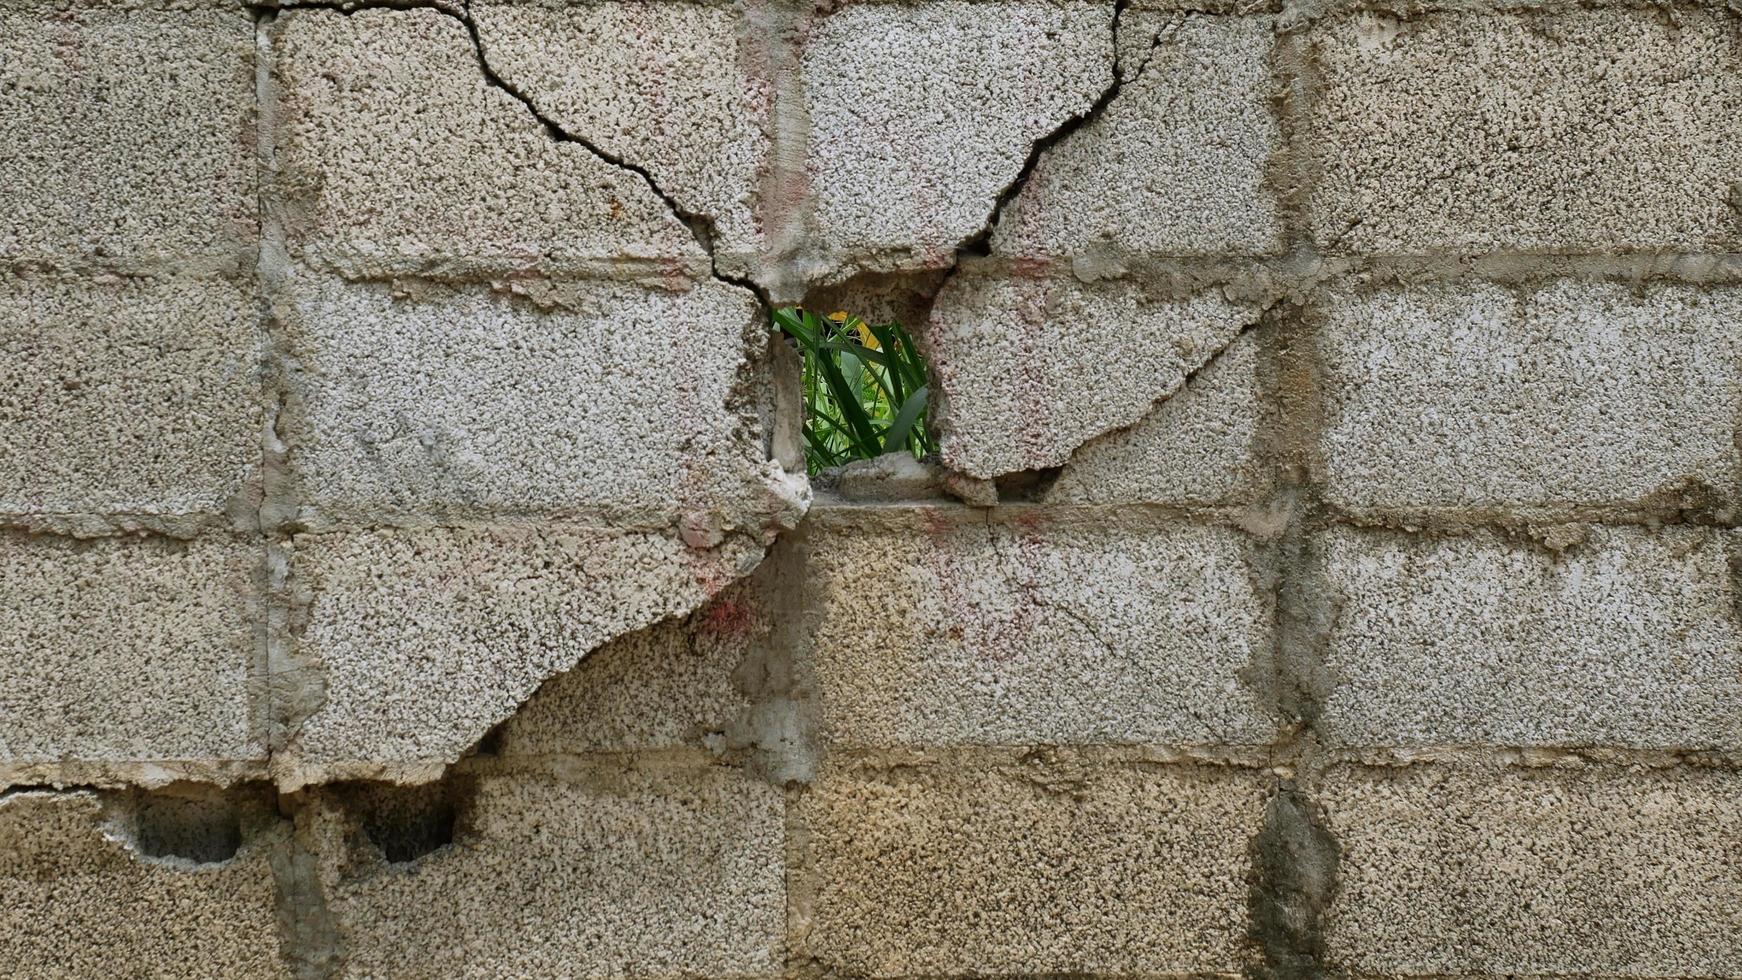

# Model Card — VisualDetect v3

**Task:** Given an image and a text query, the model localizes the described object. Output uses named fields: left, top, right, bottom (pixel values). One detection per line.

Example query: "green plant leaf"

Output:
left=880, top=385, right=929, bottom=455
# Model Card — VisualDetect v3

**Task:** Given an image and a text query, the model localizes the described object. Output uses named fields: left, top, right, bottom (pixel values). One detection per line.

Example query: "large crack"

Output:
left=263, top=0, right=773, bottom=313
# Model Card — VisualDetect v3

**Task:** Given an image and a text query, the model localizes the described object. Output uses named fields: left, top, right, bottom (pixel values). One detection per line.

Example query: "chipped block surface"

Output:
left=1322, top=764, right=1742, bottom=975
left=929, top=273, right=1256, bottom=477
left=0, top=791, right=289, bottom=978
left=0, top=535, right=261, bottom=765
left=282, top=527, right=764, bottom=781
left=1046, top=331, right=1265, bottom=505
left=805, top=508, right=1273, bottom=748
left=0, top=274, right=262, bottom=519
left=272, top=7, right=698, bottom=276
left=797, top=756, right=1269, bottom=976
left=469, top=0, right=769, bottom=263
left=318, top=768, right=784, bottom=978
left=802, top=0, right=1113, bottom=278
left=1306, top=9, right=1742, bottom=253
left=1318, top=526, right=1742, bottom=750
left=1320, top=282, right=1742, bottom=517
left=283, top=273, right=790, bottom=529
left=0, top=5, right=255, bottom=263
left=993, top=14, right=1283, bottom=258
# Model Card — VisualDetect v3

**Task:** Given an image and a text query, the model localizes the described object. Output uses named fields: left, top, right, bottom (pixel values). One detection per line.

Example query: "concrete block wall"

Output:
left=2, top=0, right=1739, bottom=976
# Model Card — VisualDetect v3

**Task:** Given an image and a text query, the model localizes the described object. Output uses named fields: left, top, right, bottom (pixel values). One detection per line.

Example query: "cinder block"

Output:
left=1322, top=763, right=1742, bottom=975
left=803, top=0, right=1113, bottom=278
left=315, top=768, right=784, bottom=978
left=271, top=7, right=698, bottom=275
left=1046, top=331, right=1265, bottom=505
left=929, top=272, right=1257, bottom=477
left=0, top=5, right=255, bottom=263
left=283, top=274, right=795, bottom=530
left=0, top=274, right=262, bottom=520
left=796, top=756, right=1270, bottom=976
left=468, top=0, right=770, bottom=265
left=1319, top=282, right=1742, bottom=517
left=1305, top=9, right=1742, bottom=252
left=0, top=535, right=262, bottom=765
left=805, top=508, right=1273, bottom=748
left=1317, top=526, right=1742, bottom=750
left=280, top=526, right=766, bottom=782
left=0, top=790, right=289, bottom=978
left=992, top=14, right=1283, bottom=258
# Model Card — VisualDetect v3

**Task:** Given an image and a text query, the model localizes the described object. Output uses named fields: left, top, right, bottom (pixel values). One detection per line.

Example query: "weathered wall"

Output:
left=2, top=0, right=1739, bottom=976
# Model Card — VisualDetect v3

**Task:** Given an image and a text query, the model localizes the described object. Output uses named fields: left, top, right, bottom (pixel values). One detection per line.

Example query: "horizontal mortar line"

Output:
left=0, top=257, right=253, bottom=279
left=951, top=250, right=1742, bottom=283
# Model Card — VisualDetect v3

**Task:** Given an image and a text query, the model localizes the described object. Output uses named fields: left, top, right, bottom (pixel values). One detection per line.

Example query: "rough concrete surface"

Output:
left=278, top=526, right=766, bottom=784
left=0, top=3, right=256, bottom=264
left=1322, top=763, right=1742, bottom=975
left=282, top=272, right=800, bottom=531
left=802, top=0, right=1114, bottom=279
left=0, top=535, right=262, bottom=768
left=1318, top=526, right=1742, bottom=750
left=311, top=767, right=785, bottom=978
left=0, top=790, right=290, bottom=978
left=1306, top=9, right=1742, bottom=253
left=929, top=273, right=1259, bottom=477
left=795, top=755, right=1270, bottom=976
left=1319, top=281, right=1742, bottom=518
left=804, top=508, right=1274, bottom=747
left=992, top=12, right=1283, bottom=259
left=272, top=7, right=700, bottom=277
left=0, top=273, right=262, bottom=522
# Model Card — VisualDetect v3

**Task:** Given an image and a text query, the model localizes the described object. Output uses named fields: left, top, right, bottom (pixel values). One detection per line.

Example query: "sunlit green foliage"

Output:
left=773, top=308, right=935, bottom=475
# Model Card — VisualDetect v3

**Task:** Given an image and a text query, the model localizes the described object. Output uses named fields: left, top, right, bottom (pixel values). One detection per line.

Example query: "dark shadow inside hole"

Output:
left=334, top=781, right=468, bottom=865
left=994, top=466, right=1064, bottom=501
left=133, top=790, right=244, bottom=864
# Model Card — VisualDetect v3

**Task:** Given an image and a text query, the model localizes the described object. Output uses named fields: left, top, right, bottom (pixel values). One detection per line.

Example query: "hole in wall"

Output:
left=332, top=779, right=471, bottom=865
left=125, top=784, right=250, bottom=864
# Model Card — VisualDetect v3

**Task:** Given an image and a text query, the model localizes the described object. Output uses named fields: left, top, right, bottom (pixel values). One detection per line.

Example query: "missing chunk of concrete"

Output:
left=330, top=780, right=471, bottom=865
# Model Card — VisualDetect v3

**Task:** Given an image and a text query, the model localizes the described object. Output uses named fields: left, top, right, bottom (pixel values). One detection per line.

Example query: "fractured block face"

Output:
left=1317, top=527, right=1742, bottom=750
left=282, top=273, right=793, bottom=530
left=802, top=0, right=1114, bottom=279
left=1322, top=764, right=1742, bottom=975
left=468, top=0, right=771, bottom=266
left=0, top=274, right=262, bottom=522
left=796, top=758, right=1270, bottom=976
left=0, top=791, right=289, bottom=978
left=0, top=535, right=262, bottom=768
left=929, top=274, right=1258, bottom=477
left=804, top=509, right=1274, bottom=748
left=271, top=7, right=700, bottom=277
left=0, top=4, right=256, bottom=265
left=992, top=13, right=1283, bottom=259
left=1319, top=282, right=1742, bottom=518
left=278, top=526, right=766, bottom=784
left=1306, top=9, right=1742, bottom=253
left=312, top=768, right=785, bottom=978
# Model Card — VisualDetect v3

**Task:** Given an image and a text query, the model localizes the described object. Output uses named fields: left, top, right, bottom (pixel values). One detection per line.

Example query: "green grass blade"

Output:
left=880, top=385, right=929, bottom=455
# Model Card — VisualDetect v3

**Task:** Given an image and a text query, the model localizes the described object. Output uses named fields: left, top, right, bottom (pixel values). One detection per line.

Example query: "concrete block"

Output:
left=0, top=535, right=262, bottom=766
left=1320, top=282, right=1742, bottom=517
left=469, top=0, right=769, bottom=266
left=1318, top=526, right=1742, bottom=750
left=271, top=8, right=699, bottom=276
left=283, top=273, right=801, bottom=532
left=315, top=768, right=784, bottom=978
left=1305, top=9, right=1742, bottom=253
left=803, top=0, right=1113, bottom=279
left=0, top=790, right=289, bottom=978
left=1046, top=331, right=1265, bottom=505
left=279, top=526, right=767, bottom=784
left=805, top=508, right=1273, bottom=748
left=993, top=14, right=1283, bottom=259
left=0, top=5, right=255, bottom=264
left=0, top=274, right=262, bottom=522
left=796, top=755, right=1270, bottom=976
left=929, top=272, right=1257, bottom=478
left=1322, top=763, right=1742, bottom=975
